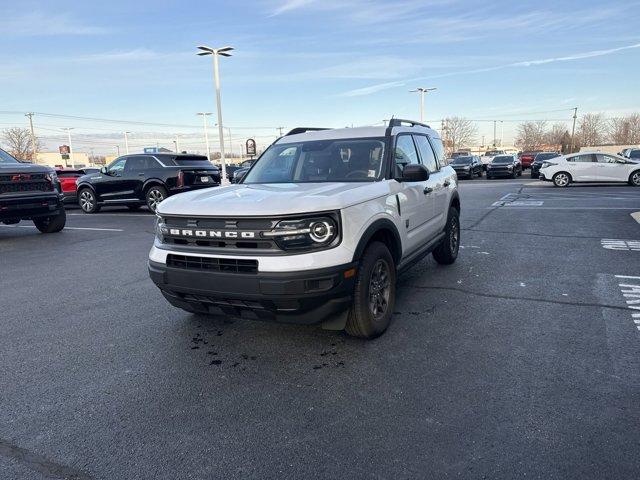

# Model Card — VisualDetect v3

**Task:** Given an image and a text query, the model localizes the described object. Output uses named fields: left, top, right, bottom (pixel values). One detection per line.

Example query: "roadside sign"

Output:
left=246, top=139, right=256, bottom=156
left=59, top=145, right=70, bottom=155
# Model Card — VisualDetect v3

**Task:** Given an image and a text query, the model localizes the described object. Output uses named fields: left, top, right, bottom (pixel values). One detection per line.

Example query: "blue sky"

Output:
left=1, top=0, right=639, bottom=152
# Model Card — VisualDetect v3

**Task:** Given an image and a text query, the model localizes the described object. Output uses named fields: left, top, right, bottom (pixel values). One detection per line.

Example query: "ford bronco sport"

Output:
left=148, top=119, right=460, bottom=338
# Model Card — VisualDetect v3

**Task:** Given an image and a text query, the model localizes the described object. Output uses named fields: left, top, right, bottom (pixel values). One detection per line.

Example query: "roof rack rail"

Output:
left=387, top=118, right=431, bottom=129
left=285, top=127, right=331, bottom=136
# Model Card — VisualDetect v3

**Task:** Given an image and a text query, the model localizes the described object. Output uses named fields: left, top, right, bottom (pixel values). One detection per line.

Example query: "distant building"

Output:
left=35, top=151, right=93, bottom=168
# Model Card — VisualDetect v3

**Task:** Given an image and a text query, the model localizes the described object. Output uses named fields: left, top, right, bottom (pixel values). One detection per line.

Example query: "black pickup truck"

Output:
left=76, top=153, right=221, bottom=213
left=0, top=148, right=66, bottom=233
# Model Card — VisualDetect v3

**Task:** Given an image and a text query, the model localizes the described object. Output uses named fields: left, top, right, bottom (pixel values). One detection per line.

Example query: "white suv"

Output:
left=539, top=152, right=640, bottom=187
left=148, top=120, right=460, bottom=338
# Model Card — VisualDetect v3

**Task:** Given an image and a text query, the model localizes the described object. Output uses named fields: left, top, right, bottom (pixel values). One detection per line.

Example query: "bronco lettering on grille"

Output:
left=168, top=228, right=256, bottom=239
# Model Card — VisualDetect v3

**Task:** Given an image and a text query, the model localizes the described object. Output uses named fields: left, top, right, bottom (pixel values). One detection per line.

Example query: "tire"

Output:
left=127, top=205, right=141, bottom=211
left=146, top=185, right=168, bottom=212
left=78, top=188, right=100, bottom=213
left=629, top=170, right=640, bottom=187
left=511, top=170, right=516, bottom=179
left=553, top=172, right=571, bottom=187
left=33, top=210, right=66, bottom=233
left=467, top=171, right=473, bottom=180
left=477, top=169, right=483, bottom=178
left=345, top=241, right=396, bottom=339
left=433, top=207, right=460, bottom=265
left=531, top=173, right=538, bottom=179
left=486, top=174, right=492, bottom=179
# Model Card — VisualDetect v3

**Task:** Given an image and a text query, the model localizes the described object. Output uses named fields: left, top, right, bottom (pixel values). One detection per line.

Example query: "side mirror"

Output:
left=399, top=163, right=429, bottom=182
left=100, top=166, right=108, bottom=174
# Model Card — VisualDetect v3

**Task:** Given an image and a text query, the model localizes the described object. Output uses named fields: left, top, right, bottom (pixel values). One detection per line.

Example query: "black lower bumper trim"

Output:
left=0, top=193, right=64, bottom=221
left=149, top=259, right=357, bottom=324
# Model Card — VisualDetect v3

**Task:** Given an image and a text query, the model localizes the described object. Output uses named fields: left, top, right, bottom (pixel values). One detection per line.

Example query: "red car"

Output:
left=519, top=151, right=541, bottom=170
left=55, top=168, right=99, bottom=205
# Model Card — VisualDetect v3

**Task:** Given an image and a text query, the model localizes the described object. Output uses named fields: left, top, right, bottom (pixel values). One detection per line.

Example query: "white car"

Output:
left=148, top=120, right=460, bottom=339
left=480, top=149, right=506, bottom=169
left=539, top=152, right=640, bottom=187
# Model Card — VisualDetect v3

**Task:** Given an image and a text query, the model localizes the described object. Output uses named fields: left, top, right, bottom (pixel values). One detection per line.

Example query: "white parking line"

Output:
left=68, top=213, right=152, bottom=218
left=485, top=206, right=639, bottom=210
left=615, top=276, right=640, bottom=331
left=0, top=225, right=123, bottom=232
left=601, top=239, right=640, bottom=251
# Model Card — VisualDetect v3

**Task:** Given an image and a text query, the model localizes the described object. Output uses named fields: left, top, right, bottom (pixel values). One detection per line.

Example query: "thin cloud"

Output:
left=340, top=42, right=640, bottom=97
left=4, top=12, right=108, bottom=36
left=269, top=0, right=316, bottom=16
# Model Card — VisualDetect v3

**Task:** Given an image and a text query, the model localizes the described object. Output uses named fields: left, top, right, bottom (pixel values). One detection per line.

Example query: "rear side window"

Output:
left=428, top=136, right=447, bottom=167
left=413, top=135, right=438, bottom=173
left=630, top=150, right=640, bottom=159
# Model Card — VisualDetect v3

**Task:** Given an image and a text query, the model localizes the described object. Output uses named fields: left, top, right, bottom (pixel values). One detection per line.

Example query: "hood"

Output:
left=0, top=162, right=54, bottom=174
left=157, top=182, right=392, bottom=217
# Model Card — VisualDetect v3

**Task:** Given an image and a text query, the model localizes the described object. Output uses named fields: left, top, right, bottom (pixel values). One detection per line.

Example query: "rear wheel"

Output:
left=33, top=210, right=66, bottom=233
left=629, top=170, right=640, bottom=186
left=78, top=188, right=100, bottom=213
left=345, top=241, right=396, bottom=339
left=146, top=185, right=168, bottom=212
left=433, top=207, right=460, bottom=265
left=553, top=172, right=571, bottom=187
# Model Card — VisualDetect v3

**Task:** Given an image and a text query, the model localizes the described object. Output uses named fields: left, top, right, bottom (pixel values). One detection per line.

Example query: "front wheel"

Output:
left=629, top=170, right=640, bottom=186
left=78, top=188, right=100, bottom=213
left=146, top=186, right=168, bottom=212
left=33, top=210, right=66, bottom=233
left=553, top=172, right=571, bottom=187
left=433, top=207, right=460, bottom=265
left=345, top=241, right=396, bottom=339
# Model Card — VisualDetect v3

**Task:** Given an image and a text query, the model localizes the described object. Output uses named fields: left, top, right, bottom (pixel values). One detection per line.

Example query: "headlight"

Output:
left=262, top=214, right=340, bottom=251
left=507, top=165, right=513, bottom=170
left=155, top=215, right=167, bottom=242
left=463, top=166, right=470, bottom=170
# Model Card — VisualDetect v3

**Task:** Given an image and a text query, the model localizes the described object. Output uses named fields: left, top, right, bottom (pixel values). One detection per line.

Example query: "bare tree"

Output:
left=515, top=121, right=547, bottom=150
left=545, top=123, right=568, bottom=147
left=444, top=117, right=477, bottom=154
left=609, top=114, right=640, bottom=144
left=1, top=127, right=43, bottom=161
left=578, top=113, right=606, bottom=146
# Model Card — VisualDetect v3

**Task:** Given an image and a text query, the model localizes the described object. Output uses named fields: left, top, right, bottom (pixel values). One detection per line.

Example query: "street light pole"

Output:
left=570, top=107, right=578, bottom=153
left=409, top=87, right=437, bottom=122
left=197, top=113, right=212, bottom=161
left=197, top=44, right=234, bottom=185
left=63, top=128, right=74, bottom=168
left=124, top=131, right=131, bottom=155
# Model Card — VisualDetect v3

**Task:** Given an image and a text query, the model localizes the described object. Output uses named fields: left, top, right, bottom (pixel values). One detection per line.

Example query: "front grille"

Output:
left=162, top=216, right=281, bottom=252
left=0, top=174, right=53, bottom=194
left=167, top=254, right=258, bottom=273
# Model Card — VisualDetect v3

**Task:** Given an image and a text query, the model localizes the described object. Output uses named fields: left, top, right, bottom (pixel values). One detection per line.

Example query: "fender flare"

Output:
left=142, top=179, right=167, bottom=194
left=352, top=218, right=402, bottom=263
left=449, top=190, right=461, bottom=211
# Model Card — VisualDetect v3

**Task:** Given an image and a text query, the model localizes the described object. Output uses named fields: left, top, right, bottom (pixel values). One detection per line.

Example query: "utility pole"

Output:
left=25, top=113, right=38, bottom=163
left=570, top=107, right=578, bottom=153
left=197, top=113, right=212, bottom=161
left=63, top=128, right=75, bottom=168
left=500, top=121, right=504, bottom=147
left=124, top=131, right=131, bottom=155
left=174, top=135, right=180, bottom=153
left=277, top=126, right=284, bottom=136
left=115, top=145, right=120, bottom=156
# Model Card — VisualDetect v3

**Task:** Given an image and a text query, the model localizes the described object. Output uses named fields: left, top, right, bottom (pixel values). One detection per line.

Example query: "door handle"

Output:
left=423, top=186, right=433, bottom=194
left=443, top=180, right=450, bottom=187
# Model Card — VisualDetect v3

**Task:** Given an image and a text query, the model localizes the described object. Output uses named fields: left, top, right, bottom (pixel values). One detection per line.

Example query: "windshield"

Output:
left=0, top=149, right=19, bottom=164
left=484, top=150, right=503, bottom=156
left=451, top=156, right=473, bottom=165
left=243, top=137, right=386, bottom=184
left=492, top=156, right=513, bottom=164
left=535, top=153, right=558, bottom=161
left=630, top=150, right=640, bottom=159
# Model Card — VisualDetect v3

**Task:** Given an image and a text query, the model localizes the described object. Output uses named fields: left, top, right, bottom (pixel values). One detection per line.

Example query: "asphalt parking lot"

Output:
left=1, top=178, right=639, bottom=479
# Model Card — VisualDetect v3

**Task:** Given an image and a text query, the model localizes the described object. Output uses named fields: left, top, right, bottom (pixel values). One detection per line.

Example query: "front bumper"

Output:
left=486, top=169, right=514, bottom=177
left=0, top=192, right=64, bottom=221
left=452, top=169, right=472, bottom=178
left=149, top=259, right=357, bottom=324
